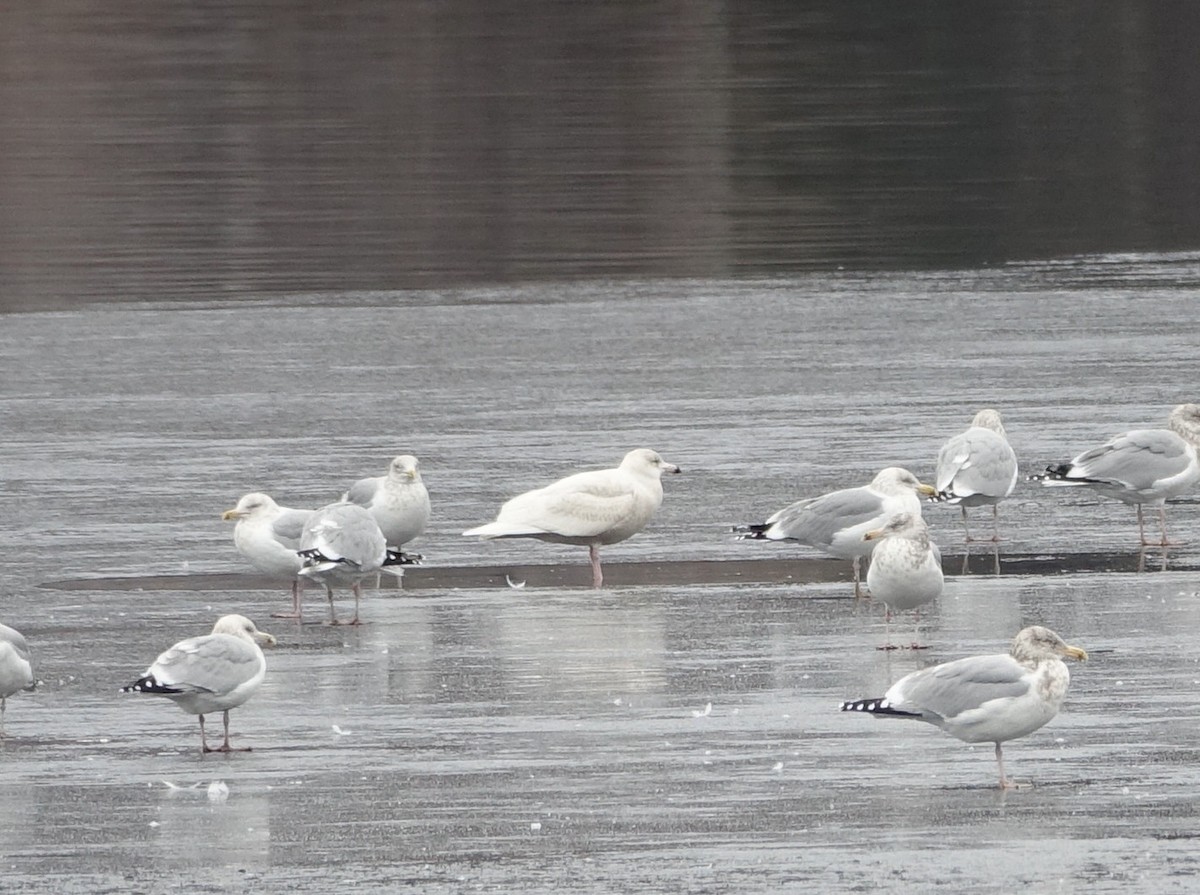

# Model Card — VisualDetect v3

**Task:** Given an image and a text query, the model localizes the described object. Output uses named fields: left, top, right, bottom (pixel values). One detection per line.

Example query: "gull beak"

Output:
left=667, top=463, right=682, bottom=474
left=862, top=527, right=883, bottom=542
left=221, top=509, right=245, bottom=521
left=255, top=631, right=278, bottom=649
left=1061, top=644, right=1088, bottom=662
left=916, top=483, right=938, bottom=497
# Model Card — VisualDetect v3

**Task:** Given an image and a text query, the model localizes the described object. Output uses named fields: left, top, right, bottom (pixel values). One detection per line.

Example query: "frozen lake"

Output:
left=2, top=260, right=1199, bottom=893
left=4, top=4, right=1200, bottom=891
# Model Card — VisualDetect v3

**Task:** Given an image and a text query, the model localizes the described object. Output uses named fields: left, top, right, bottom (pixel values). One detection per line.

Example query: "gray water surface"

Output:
left=2, top=261, right=1200, bottom=892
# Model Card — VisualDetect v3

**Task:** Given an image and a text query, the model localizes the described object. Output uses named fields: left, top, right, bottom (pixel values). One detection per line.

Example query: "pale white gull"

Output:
left=222, top=492, right=315, bottom=620
left=463, top=448, right=682, bottom=588
left=1031, top=403, right=1200, bottom=546
left=735, top=467, right=937, bottom=597
left=0, top=623, right=35, bottom=736
left=841, top=625, right=1087, bottom=788
left=862, top=512, right=944, bottom=649
left=932, top=409, right=1019, bottom=542
left=298, top=502, right=404, bottom=624
left=121, top=615, right=276, bottom=754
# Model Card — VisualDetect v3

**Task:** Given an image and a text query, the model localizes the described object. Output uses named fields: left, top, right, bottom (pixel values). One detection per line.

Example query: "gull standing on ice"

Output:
left=121, top=615, right=276, bottom=754
left=298, top=502, right=404, bottom=624
left=862, top=512, right=944, bottom=649
left=735, top=467, right=937, bottom=597
left=932, top=409, right=1019, bottom=542
left=840, top=625, right=1087, bottom=789
left=0, top=623, right=35, bottom=736
left=222, top=492, right=314, bottom=619
left=342, top=454, right=431, bottom=585
left=463, top=448, right=682, bottom=588
left=1031, top=403, right=1200, bottom=546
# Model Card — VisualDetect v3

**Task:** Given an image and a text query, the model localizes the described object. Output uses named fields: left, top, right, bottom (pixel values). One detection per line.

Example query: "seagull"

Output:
left=121, top=615, right=276, bottom=754
left=841, top=625, right=1087, bottom=789
left=0, top=623, right=35, bottom=736
left=862, top=512, right=944, bottom=649
left=298, top=502, right=404, bottom=624
left=463, top=448, right=682, bottom=588
left=1031, top=403, right=1200, bottom=546
left=341, top=454, right=431, bottom=585
left=222, top=492, right=315, bottom=620
left=735, top=467, right=937, bottom=597
left=932, top=409, right=1019, bottom=542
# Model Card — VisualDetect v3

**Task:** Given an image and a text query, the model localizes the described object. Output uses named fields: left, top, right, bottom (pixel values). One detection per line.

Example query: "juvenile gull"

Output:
left=222, top=493, right=315, bottom=620
left=298, top=502, right=404, bottom=624
left=121, top=615, right=276, bottom=754
left=463, top=448, right=682, bottom=588
left=932, top=409, right=1019, bottom=542
left=841, top=625, right=1087, bottom=788
left=342, top=454, right=431, bottom=564
left=0, top=623, right=35, bottom=736
left=862, top=512, right=943, bottom=649
left=1031, top=403, right=1200, bottom=546
left=735, top=467, right=937, bottom=597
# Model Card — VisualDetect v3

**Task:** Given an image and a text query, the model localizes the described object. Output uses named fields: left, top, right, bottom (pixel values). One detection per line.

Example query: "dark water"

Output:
left=3, top=6, right=1200, bottom=894
left=4, top=3, right=1200, bottom=310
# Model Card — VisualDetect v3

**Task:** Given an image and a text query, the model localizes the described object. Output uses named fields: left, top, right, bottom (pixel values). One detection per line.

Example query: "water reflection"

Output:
left=3, top=5, right=1200, bottom=310
left=157, top=785, right=271, bottom=865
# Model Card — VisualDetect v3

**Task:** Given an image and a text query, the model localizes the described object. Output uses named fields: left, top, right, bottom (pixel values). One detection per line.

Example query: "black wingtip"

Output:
left=298, top=548, right=349, bottom=569
left=731, top=523, right=770, bottom=540
left=1029, top=463, right=1074, bottom=483
left=121, top=675, right=182, bottom=696
left=384, top=549, right=423, bottom=567
left=839, top=697, right=919, bottom=717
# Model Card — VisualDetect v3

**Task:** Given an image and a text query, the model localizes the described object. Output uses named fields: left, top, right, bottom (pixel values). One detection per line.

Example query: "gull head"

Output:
left=388, top=455, right=422, bottom=482
left=970, top=408, right=1007, bottom=435
left=222, top=492, right=278, bottom=522
left=622, top=448, right=682, bottom=478
left=1010, top=625, right=1087, bottom=664
left=1170, top=403, right=1200, bottom=446
left=862, top=511, right=923, bottom=542
left=871, top=467, right=937, bottom=498
left=211, top=614, right=277, bottom=649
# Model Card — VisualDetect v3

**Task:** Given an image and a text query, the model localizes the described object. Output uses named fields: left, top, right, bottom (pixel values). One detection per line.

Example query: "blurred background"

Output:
left=3, top=2, right=1199, bottom=312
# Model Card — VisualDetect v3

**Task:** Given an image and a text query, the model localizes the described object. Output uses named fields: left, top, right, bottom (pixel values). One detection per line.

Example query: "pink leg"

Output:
left=325, top=584, right=340, bottom=626
left=852, top=556, right=865, bottom=598
left=203, top=710, right=251, bottom=753
left=1137, top=505, right=1148, bottom=546
left=589, top=545, right=603, bottom=588
left=961, top=506, right=973, bottom=543
left=273, top=579, right=304, bottom=620
left=990, top=504, right=1002, bottom=543
left=198, top=713, right=210, bottom=754
left=995, top=742, right=1016, bottom=789
left=348, top=582, right=364, bottom=625
left=876, top=605, right=898, bottom=651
